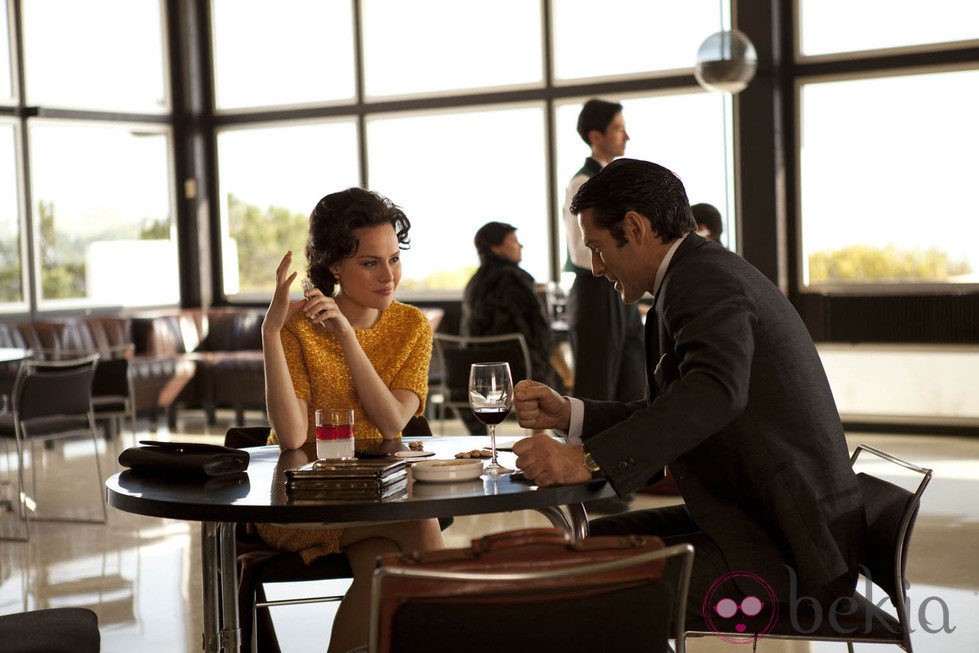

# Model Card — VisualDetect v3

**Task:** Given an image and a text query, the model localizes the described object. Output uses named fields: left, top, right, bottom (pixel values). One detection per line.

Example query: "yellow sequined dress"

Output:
left=256, top=300, right=432, bottom=562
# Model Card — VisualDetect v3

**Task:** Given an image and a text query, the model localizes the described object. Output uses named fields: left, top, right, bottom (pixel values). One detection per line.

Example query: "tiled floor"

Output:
left=1, top=412, right=977, bottom=652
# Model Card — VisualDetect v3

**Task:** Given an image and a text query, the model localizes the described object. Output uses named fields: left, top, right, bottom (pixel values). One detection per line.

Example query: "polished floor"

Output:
left=0, top=412, right=976, bottom=652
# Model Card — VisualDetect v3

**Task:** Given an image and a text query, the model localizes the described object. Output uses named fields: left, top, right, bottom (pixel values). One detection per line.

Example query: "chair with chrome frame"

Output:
left=430, top=332, right=532, bottom=433
left=0, top=354, right=105, bottom=542
left=682, top=443, right=933, bottom=652
left=369, top=529, right=694, bottom=653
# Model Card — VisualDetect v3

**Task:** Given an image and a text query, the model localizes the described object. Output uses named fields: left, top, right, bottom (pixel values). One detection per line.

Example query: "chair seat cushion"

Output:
left=0, top=414, right=91, bottom=439
left=92, top=395, right=129, bottom=414
left=0, top=607, right=100, bottom=653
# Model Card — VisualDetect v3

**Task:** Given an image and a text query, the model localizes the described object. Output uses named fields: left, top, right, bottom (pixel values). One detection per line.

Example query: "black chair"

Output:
left=0, top=607, right=100, bottom=653
left=0, top=354, right=105, bottom=542
left=369, top=531, right=694, bottom=653
left=226, top=415, right=443, bottom=653
left=430, top=333, right=532, bottom=433
left=682, top=443, right=933, bottom=652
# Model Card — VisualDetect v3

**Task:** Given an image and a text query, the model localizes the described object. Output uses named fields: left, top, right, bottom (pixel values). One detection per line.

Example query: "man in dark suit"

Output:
left=513, top=159, right=865, bottom=606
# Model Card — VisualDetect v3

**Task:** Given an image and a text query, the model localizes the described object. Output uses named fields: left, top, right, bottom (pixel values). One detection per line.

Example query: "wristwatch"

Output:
left=582, top=450, right=602, bottom=476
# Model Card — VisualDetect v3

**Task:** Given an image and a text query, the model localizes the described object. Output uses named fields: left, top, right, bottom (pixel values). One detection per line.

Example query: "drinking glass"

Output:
left=315, top=408, right=355, bottom=460
left=468, top=362, right=514, bottom=477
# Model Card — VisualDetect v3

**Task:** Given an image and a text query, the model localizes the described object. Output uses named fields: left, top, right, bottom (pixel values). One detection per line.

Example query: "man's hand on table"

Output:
left=513, top=380, right=571, bottom=432
left=513, top=433, right=591, bottom=486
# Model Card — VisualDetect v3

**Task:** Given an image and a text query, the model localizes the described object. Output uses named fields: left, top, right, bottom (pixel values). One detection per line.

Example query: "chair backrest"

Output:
left=851, top=444, right=932, bottom=615
left=12, top=355, right=99, bottom=421
left=433, top=333, right=532, bottom=405
left=370, top=529, right=693, bottom=653
left=224, top=425, right=272, bottom=449
left=402, top=414, right=432, bottom=437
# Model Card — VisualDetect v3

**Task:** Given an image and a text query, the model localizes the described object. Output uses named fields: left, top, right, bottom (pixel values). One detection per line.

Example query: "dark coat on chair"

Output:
left=582, top=234, right=866, bottom=600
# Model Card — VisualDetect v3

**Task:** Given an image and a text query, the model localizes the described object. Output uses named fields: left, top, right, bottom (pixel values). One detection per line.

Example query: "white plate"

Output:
left=411, top=459, right=484, bottom=483
left=411, top=479, right=485, bottom=498
left=394, top=450, right=435, bottom=459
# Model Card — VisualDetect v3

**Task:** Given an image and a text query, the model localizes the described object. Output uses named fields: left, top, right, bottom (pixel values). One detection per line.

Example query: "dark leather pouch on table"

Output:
left=118, top=441, right=249, bottom=477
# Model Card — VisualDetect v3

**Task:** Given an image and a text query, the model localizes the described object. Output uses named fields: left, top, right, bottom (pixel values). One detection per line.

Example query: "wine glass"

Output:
left=469, top=362, right=514, bottom=477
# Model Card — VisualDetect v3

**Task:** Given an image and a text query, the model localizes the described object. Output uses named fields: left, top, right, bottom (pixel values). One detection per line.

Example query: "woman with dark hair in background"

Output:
left=260, top=188, right=442, bottom=651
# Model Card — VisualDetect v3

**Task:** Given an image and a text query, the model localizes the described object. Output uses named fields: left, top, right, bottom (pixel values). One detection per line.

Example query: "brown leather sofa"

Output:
left=0, top=316, right=196, bottom=426
left=131, top=308, right=266, bottom=427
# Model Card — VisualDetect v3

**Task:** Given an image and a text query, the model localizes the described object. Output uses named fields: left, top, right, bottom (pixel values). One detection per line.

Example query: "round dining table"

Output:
left=106, top=435, right=616, bottom=652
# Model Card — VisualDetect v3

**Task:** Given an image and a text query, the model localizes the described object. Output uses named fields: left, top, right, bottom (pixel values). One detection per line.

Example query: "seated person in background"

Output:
left=692, top=202, right=724, bottom=243
left=463, top=221, right=560, bottom=377
left=260, top=188, right=442, bottom=652
left=460, top=222, right=562, bottom=433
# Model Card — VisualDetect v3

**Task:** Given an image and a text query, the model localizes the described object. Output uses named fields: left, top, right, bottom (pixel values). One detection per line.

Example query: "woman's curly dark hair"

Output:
left=305, top=188, right=411, bottom=295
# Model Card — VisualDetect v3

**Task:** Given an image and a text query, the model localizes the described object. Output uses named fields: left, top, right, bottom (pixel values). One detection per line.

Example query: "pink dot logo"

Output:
left=702, top=571, right=779, bottom=644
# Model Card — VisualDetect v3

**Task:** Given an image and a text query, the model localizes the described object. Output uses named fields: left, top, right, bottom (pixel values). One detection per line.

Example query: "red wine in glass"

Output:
left=473, top=407, right=510, bottom=425
left=468, top=362, right=514, bottom=476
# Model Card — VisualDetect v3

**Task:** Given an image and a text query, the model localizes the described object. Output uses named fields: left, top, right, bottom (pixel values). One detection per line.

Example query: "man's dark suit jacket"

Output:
left=581, top=234, right=865, bottom=599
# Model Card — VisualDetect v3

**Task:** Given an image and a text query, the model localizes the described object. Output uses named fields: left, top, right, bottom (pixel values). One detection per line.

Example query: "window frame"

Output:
left=27, top=118, right=178, bottom=311
left=775, top=2, right=979, bottom=343
left=0, top=116, right=27, bottom=313
left=792, top=62, right=979, bottom=297
left=793, top=0, right=979, bottom=64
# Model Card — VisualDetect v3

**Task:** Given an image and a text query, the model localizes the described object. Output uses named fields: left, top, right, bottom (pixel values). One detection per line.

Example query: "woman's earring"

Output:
left=333, top=271, right=341, bottom=283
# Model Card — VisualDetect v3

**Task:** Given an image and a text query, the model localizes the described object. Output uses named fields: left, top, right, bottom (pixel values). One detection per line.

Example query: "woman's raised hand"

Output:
left=263, top=252, right=305, bottom=335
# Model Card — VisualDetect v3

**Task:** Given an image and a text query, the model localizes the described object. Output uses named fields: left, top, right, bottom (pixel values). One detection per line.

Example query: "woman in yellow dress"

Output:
left=260, top=187, right=443, bottom=652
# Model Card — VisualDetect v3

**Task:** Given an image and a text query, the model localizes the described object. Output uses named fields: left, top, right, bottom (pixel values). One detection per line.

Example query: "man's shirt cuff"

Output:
left=560, top=397, right=585, bottom=445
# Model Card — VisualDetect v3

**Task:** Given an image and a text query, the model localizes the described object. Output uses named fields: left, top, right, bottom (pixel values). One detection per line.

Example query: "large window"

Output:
left=1, top=0, right=12, bottom=104
left=552, top=0, right=722, bottom=81
left=28, top=121, right=177, bottom=306
left=0, top=120, right=22, bottom=306
left=361, top=0, right=543, bottom=98
left=211, top=0, right=355, bottom=110
left=216, top=121, right=360, bottom=297
left=798, top=68, right=979, bottom=290
left=0, top=0, right=174, bottom=313
left=367, top=105, right=548, bottom=292
left=210, top=2, right=736, bottom=300
left=22, top=0, right=167, bottom=113
left=798, top=0, right=979, bottom=58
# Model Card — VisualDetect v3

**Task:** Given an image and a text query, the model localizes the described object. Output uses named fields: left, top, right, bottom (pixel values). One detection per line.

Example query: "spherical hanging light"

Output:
left=694, top=29, right=758, bottom=93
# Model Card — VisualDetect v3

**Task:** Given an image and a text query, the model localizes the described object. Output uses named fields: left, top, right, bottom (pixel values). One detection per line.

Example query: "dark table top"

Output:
left=106, top=436, right=614, bottom=524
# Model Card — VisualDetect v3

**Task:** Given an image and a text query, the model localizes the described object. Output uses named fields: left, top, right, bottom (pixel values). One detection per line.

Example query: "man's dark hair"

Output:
left=576, top=99, right=624, bottom=145
left=305, top=187, right=410, bottom=295
left=570, top=158, right=695, bottom=246
left=691, top=202, right=723, bottom=239
left=474, top=221, right=517, bottom=261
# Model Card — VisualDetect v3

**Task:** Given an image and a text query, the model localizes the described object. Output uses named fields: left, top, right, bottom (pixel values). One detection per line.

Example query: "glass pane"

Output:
left=367, top=105, right=548, bottom=291
left=800, top=0, right=979, bottom=57
left=0, top=122, right=23, bottom=305
left=22, top=0, right=166, bottom=112
left=29, top=121, right=177, bottom=306
left=362, top=0, right=543, bottom=98
left=216, top=121, right=360, bottom=296
left=552, top=0, right=723, bottom=81
left=555, top=91, right=732, bottom=287
left=1, top=1, right=12, bottom=102
left=211, top=0, right=355, bottom=110
left=799, top=70, right=979, bottom=289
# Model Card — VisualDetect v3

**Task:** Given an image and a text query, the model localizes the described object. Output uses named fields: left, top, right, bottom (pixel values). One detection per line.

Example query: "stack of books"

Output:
left=285, top=458, right=409, bottom=502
